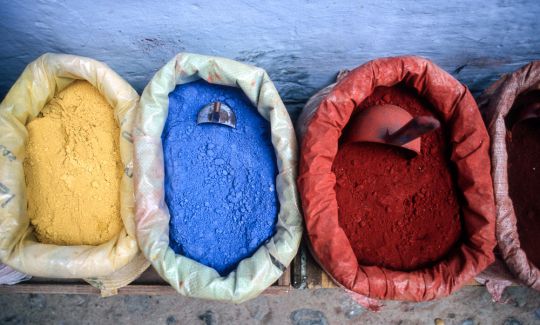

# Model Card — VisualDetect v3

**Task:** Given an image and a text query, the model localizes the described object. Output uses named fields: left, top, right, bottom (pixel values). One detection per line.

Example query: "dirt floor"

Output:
left=0, top=286, right=538, bottom=324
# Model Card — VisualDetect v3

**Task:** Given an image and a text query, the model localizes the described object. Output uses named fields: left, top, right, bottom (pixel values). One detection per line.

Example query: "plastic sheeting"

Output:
left=0, top=264, right=30, bottom=285
left=134, top=53, right=302, bottom=303
left=0, top=53, right=149, bottom=295
left=478, top=61, right=540, bottom=295
left=297, top=56, right=496, bottom=301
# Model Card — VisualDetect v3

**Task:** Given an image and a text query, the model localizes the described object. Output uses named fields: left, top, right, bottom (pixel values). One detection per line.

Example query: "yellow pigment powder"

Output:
left=24, top=80, right=123, bottom=246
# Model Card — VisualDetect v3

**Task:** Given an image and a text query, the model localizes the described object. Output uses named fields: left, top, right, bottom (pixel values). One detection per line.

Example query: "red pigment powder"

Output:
left=333, top=86, right=462, bottom=271
left=507, top=95, right=540, bottom=268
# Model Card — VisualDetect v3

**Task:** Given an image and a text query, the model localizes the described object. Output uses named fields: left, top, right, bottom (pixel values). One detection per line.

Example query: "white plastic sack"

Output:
left=134, top=53, right=302, bottom=303
left=0, top=53, right=149, bottom=295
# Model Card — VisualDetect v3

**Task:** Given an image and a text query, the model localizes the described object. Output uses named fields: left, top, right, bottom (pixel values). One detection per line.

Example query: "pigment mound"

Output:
left=163, top=80, right=278, bottom=275
left=24, top=80, right=123, bottom=246
left=507, top=111, right=540, bottom=269
left=333, top=86, right=462, bottom=271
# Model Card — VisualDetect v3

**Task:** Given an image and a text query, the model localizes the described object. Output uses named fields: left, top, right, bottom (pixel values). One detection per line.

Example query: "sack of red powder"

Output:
left=477, top=61, right=540, bottom=299
left=297, top=56, right=496, bottom=302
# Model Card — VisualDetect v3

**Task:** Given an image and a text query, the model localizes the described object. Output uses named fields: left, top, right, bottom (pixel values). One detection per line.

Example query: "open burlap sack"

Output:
left=478, top=61, right=540, bottom=294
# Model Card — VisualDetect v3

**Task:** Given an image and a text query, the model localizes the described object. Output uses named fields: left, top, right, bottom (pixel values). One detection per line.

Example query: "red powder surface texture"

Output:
left=332, top=86, right=462, bottom=271
left=507, top=118, right=540, bottom=269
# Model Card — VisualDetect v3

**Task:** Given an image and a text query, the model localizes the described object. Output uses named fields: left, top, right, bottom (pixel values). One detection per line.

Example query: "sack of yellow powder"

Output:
left=0, top=53, right=150, bottom=295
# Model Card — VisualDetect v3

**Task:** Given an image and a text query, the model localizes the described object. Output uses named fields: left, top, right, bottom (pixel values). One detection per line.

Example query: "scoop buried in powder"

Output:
left=197, top=101, right=237, bottom=128
left=344, top=104, right=440, bottom=155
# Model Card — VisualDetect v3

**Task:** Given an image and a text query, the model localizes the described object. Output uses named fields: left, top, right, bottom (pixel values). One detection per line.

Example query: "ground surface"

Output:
left=0, top=286, right=539, bottom=324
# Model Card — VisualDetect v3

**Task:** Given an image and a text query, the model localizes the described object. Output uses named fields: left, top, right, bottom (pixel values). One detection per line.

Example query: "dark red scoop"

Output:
left=344, top=104, right=440, bottom=154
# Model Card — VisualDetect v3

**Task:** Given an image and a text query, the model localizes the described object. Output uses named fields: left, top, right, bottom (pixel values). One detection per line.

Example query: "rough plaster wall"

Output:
left=1, top=0, right=539, bottom=116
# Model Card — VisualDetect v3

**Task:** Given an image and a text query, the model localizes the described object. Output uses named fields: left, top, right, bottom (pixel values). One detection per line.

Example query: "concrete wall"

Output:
left=1, top=0, right=539, bottom=116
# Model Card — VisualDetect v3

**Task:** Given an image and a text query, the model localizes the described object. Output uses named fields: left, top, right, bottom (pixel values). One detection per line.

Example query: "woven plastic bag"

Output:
left=297, top=56, right=496, bottom=301
left=477, top=61, right=540, bottom=296
left=0, top=53, right=149, bottom=295
left=134, top=53, right=302, bottom=303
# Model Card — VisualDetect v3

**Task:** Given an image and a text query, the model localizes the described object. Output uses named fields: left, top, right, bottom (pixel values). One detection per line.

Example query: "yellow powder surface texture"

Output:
left=24, top=80, right=124, bottom=246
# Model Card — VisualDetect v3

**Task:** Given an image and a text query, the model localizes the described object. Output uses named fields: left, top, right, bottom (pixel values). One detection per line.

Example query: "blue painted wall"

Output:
left=1, top=0, right=539, bottom=116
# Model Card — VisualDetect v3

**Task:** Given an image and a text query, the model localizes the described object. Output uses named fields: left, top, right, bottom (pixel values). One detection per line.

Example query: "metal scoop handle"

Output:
left=209, top=102, right=222, bottom=123
left=385, top=116, right=440, bottom=146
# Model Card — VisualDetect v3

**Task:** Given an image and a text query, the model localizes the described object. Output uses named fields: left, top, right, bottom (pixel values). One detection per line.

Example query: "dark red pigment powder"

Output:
left=507, top=90, right=540, bottom=269
left=333, top=86, right=462, bottom=271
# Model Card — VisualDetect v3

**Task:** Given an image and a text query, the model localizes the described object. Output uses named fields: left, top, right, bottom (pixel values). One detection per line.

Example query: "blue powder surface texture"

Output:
left=163, top=79, right=279, bottom=276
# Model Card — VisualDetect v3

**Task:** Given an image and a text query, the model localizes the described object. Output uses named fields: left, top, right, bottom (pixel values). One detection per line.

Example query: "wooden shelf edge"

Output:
left=0, top=284, right=290, bottom=296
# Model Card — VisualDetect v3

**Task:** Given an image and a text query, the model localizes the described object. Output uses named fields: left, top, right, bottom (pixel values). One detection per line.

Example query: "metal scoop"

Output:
left=344, top=104, right=440, bottom=155
left=197, top=101, right=237, bottom=128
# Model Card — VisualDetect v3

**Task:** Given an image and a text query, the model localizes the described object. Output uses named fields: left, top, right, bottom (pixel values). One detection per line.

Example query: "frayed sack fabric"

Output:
left=134, top=53, right=302, bottom=303
left=0, top=53, right=149, bottom=296
left=478, top=61, right=540, bottom=295
left=297, top=56, right=496, bottom=301
left=475, top=258, right=515, bottom=302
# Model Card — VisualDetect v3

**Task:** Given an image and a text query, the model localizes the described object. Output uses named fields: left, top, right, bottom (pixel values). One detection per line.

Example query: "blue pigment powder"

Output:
left=163, top=80, right=279, bottom=275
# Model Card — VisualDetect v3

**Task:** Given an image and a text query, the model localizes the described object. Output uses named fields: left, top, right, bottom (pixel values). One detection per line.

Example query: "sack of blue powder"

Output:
left=133, top=53, right=302, bottom=303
